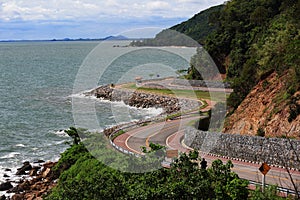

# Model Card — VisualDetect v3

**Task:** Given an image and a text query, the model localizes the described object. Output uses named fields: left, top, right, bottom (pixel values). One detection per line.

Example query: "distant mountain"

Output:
left=0, top=35, right=129, bottom=42
left=104, top=35, right=129, bottom=41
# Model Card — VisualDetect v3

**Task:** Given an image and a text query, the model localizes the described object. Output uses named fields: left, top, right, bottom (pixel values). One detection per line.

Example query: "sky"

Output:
left=0, top=0, right=225, bottom=40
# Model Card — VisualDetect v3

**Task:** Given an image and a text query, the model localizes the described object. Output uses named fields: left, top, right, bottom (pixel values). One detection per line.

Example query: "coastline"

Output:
left=1, top=81, right=206, bottom=199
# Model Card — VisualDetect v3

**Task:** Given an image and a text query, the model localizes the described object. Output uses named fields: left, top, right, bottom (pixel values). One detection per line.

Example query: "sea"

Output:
left=0, top=40, right=196, bottom=188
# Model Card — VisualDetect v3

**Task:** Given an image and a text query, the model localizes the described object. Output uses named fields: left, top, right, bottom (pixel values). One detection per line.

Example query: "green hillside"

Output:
left=170, top=5, right=224, bottom=45
left=189, top=0, right=300, bottom=112
left=130, top=5, right=224, bottom=47
left=131, top=0, right=300, bottom=130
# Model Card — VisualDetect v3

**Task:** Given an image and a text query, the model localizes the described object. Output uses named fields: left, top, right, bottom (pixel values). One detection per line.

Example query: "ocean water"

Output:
left=0, top=41, right=195, bottom=186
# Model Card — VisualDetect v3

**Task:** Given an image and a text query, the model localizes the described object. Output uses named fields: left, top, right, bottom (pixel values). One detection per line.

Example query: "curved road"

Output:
left=113, top=116, right=300, bottom=193
left=121, top=115, right=199, bottom=154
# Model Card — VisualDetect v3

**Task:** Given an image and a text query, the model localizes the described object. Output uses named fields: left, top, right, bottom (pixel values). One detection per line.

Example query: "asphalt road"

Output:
left=125, top=116, right=197, bottom=154
left=114, top=116, right=300, bottom=193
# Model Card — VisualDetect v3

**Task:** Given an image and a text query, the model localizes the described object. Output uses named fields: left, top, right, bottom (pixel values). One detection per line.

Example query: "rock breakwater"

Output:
left=86, top=85, right=201, bottom=114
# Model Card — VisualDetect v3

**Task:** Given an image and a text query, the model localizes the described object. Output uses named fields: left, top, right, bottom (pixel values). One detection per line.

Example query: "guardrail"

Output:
left=109, top=139, right=140, bottom=157
left=246, top=179, right=300, bottom=197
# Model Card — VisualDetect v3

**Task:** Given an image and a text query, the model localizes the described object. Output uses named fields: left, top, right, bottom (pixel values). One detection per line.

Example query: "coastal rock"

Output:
left=24, top=193, right=35, bottom=200
left=29, top=166, right=41, bottom=177
left=43, top=161, right=56, bottom=169
left=34, top=160, right=45, bottom=164
left=16, top=162, right=32, bottom=175
left=42, top=168, right=51, bottom=178
left=29, top=169, right=38, bottom=177
left=31, top=182, right=42, bottom=191
left=3, top=174, right=9, bottom=178
left=88, top=85, right=200, bottom=115
left=0, top=182, right=13, bottom=191
left=11, top=194, right=24, bottom=200
left=0, top=195, right=6, bottom=200
left=18, top=180, right=31, bottom=191
left=8, top=186, right=22, bottom=193
left=4, top=169, right=11, bottom=172
left=9, top=161, right=58, bottom=199
left=16, top=169, right=26, bottom=175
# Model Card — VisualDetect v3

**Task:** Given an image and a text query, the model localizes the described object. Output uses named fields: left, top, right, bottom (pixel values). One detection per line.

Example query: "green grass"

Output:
left=120, top=83, right=228, bottom=101
left=111, top=130, right=125, bottom=140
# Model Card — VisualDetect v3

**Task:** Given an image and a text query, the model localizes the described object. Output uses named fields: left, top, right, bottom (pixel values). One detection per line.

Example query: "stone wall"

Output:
left=184, top=127, right=300, bottom=169
left=86, top=85, right=201, bottom=114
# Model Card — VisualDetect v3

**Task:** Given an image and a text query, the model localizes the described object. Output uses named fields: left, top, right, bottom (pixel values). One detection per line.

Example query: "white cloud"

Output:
left=146, top=1, right=170, bottom=10
left=0, top=0, right=225, bottom=40
left=0, top=0, right=224, bottom=21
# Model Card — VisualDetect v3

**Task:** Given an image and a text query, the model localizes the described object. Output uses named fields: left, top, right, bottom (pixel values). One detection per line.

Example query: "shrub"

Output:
left=257, top=127, right=265, bottom=137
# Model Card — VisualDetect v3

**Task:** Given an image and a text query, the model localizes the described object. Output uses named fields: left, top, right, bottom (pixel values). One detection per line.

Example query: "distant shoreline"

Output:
left=0, top=39, right=106, bottom=43
left=0, top=35, right=151, bottom=43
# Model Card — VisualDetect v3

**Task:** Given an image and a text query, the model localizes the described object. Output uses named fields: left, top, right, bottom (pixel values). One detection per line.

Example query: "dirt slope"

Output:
left=223, top=72, right=300, bottom=139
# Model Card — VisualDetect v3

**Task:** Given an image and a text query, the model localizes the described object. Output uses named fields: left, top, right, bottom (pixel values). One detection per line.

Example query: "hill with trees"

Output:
left=130, top=5, right=224, bottom=47
left=131, top=0, right=300, bottom=138
left=184, top=0, right=300, bottom=138
left=170, top=5, right=224, bottom=45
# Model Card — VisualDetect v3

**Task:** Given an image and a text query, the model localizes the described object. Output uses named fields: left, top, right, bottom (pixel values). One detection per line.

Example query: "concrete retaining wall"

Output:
left=184, top=127, right=300, bottom=169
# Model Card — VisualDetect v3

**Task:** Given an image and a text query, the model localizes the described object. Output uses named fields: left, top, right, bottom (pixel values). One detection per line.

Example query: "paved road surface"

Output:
left=139, top=77, right=233, bottom=93
left=114, top=116, right=300, bottom=192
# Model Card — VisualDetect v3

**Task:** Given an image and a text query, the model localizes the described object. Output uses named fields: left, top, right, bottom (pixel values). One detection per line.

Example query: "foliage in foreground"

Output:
left=45, top=128, right=252, bottom=200
left=249, top=185, right=290, bottom=200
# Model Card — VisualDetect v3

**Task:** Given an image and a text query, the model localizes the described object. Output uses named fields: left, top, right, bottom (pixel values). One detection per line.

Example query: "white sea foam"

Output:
left=53, top=130, right=69, bottom=138
left=71, top=91, right=163, bottom=118
left=55, top=141, right=66, bottom=145
left=97, top=98, right=113, bottom=103
left=15, top=144, right=25, bottom=147
left=0, top=163, right=32, bottom=198
left=85, top=128, right=104, bottom=133
left=0, top=152, right=20, bottom=159
left=142, top=107, right=164, bottom=117
left=70, top=93, right=84, bottom=98
left=69, top=89, right=97, bottom=99
left=109, top=100, right=163, bottom=114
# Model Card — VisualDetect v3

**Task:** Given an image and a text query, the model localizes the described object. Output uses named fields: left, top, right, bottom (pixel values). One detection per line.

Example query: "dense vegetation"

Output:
left=45, top=128, right=289, bottom=199
left=130, top=29, right=199, bottom=47
left=188, top=0, right=300, bottom=113
left=47, top=129, right=249, bottom=200
left=130, top=5, right=223, bottom=47
left=170, top=5, right=224, bottom=45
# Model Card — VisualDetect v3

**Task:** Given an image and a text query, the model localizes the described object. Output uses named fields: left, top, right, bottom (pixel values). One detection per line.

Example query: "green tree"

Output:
left=65, top=127, right=82, bottom=145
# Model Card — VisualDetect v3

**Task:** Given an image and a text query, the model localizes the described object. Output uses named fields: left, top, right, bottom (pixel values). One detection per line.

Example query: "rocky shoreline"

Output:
left=0, top=161, right=58, bottom=200
left=0, top=85, right=202, bottom=199
left=86, top=85, right=201, bottom=114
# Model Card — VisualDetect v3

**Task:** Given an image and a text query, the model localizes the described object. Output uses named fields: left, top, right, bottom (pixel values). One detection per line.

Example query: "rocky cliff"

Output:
left=223, top=72, right=300, bottom=139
